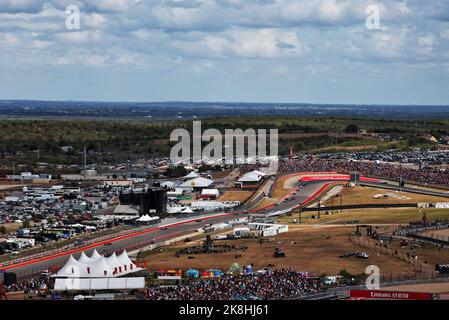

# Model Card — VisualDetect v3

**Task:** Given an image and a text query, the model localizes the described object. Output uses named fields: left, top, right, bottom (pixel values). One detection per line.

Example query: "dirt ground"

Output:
left=271, top=174, right=300, bottom=199
left=218, top=191, right=253, bottom=202
left=385, top=282, right=449, bottom=294
left=210, top=170, right=232, bottom=180
left=144, top=225, right=422, bottom=276
left=1, top=222, right=22, bottom=233
left=420, top=228, right=449, bottom=239
left=323, top=186, right=449, bottom=206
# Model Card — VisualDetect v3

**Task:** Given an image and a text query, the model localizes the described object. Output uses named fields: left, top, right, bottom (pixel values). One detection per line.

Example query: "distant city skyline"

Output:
left=1, top=0, right=449, bottom=105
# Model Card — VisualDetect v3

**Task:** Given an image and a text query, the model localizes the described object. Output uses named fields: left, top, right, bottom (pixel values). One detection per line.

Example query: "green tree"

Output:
left=344, top=124, right=359, bottom=134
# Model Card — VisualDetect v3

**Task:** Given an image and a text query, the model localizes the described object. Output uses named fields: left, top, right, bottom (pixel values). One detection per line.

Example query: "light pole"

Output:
left=317, top=201, right=321, bottom=219
left=96, top=131, right=102, bottom=175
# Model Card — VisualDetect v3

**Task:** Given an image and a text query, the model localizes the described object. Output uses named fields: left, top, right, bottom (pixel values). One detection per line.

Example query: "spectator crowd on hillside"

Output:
left=242, top=158, right=449, bottom=187
left=144, top=268, right=324, bottom=300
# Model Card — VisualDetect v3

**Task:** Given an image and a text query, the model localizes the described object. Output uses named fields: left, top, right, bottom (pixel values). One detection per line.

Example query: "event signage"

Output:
left=350, top=290, right=433, bottom=300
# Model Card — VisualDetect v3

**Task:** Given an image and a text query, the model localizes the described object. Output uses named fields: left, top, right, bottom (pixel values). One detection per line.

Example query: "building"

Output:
left=103, top=180, right=133, bottom=188
left=200, top=189, right=220, bottom=200
left=119, top=187, right=167, bottom=216
left=248, top=223, right=288, bottom=237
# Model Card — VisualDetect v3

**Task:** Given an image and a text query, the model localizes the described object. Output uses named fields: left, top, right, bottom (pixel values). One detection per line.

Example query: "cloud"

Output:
left=0, top=0, right=448, bottom=104
left=0, top=0, right=44, bottom=13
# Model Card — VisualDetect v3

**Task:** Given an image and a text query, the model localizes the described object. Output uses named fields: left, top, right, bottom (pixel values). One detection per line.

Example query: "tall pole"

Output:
left=83, top=147, right=87, bottom=181
left=97, top=131, right=102, bottom=175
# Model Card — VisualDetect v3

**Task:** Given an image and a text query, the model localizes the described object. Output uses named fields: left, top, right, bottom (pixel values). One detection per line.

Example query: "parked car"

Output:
left=356, top=252, right=369, bottom=259
left=273, top=248, right=285, bottom=258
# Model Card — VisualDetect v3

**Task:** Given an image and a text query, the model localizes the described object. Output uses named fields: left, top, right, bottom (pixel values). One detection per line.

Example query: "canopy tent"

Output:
left=181, top=207, right=194, bottom=214
left=182, top=171, right=200, bottom=179
left=117, top=250, right=137, bottom=273
left=238, top=171, right=266, bottom=183
left=90, top=249, right=102, bottom=261
left=53, top=250, right=141, bottom=278
left=180, top=177, right=213, bottom=189
left=88, top=257, right=114, bottom=277
left=105, top=252, right=122, bottom=275
left=136, top=214, right=159, bottom=224
left=78, top=252, right=96, bottom=265
left=54, top=255, right=90, bottom=278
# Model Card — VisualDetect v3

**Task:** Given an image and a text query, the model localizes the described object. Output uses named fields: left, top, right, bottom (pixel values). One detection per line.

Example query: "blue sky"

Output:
left=0, top=0, right=448, bottom=105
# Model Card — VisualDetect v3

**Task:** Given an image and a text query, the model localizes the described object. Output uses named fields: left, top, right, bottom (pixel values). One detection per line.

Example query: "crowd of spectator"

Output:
left=3, top=276, right=51, bottom=294
left=242, top=158, right=449, bottom=187
left=144, top=268, right=324, bottom=300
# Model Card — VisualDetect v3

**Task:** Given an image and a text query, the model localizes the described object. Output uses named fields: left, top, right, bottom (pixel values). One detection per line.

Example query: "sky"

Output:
left=0, top=0, right=448, bottom=105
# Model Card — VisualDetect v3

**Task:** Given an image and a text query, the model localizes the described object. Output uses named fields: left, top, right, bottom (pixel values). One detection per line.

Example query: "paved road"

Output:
left=0, top=181, right=328, bottom=279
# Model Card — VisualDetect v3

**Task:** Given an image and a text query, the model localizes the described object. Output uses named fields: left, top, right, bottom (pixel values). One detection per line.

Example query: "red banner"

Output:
left=350, top=290, right=433, bottom=300
left=299, top=175, right=381, bottom=182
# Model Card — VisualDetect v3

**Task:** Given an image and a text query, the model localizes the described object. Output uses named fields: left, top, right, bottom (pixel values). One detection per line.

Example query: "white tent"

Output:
left=105, top=252, right=121, bottom=273
left=90, top=249, right=102, bottom=261
left=54, top=255, right=89, bottom=278
left=238, top=171, right=266, bottom=183
left=136, top=214, right=151, bottom=222
left=78, top=252, right=95, bottom=264
left=181, top=207, right=194, bottom=214
left=54, top=249, right=140, bottom=278
left=88, top=257, right=114, bottom=277
left=117, top=250, right=137, bottom=273
left=180, top=177, right=213, bottom=189
left=136, top=215, right=159, bottom=223
left=183, top=171, right=200, bottom=179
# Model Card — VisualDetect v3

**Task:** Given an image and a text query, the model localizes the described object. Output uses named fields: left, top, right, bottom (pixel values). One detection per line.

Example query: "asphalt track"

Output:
left=1, top=180, right=329, bottom=279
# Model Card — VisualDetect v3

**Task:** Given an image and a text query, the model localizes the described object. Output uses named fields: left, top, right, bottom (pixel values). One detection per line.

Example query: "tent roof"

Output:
left=183, top=171, right=200, bottom=179
left=90, top=249, right=102, bottom=260
left=238, top=171, right=265, bottom=182
left=54, top=249, right=139, bottom=278
left=117, top=250, right=134, bottom=267
left=181, top=207, right=194, bottom=213
left=78, top=251, right=94, bottom=264
left=180, top=177, right=213, bottom=188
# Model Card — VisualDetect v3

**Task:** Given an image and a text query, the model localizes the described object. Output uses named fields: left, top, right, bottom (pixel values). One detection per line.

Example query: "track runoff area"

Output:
left=1, top=172, right=443, bottom=282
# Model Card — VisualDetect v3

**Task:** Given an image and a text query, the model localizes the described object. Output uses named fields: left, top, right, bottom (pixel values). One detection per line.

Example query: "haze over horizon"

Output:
left=1, top=0, right=449, bottom=105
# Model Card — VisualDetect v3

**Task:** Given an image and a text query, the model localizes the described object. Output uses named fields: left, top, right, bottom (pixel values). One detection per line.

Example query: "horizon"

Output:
left=1, top=99, right=449, bottom=108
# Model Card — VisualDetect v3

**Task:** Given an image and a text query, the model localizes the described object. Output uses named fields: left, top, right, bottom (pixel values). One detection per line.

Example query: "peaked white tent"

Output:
left=78, top=251, right=95, bottom=264
left=90, top=249, right=102, bottom=261
left=88, top=257, right=114, bottom=277
left=117, top=250, right=137, bottom=273
left=54, top=250, right=141, bottom=278
left=54, top=255, right=89, bottom=278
